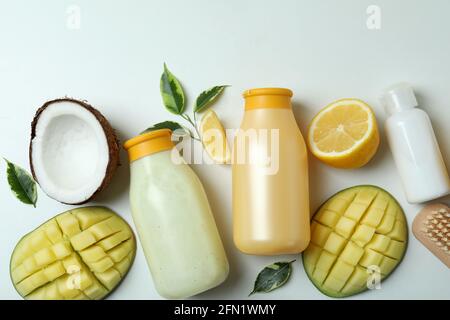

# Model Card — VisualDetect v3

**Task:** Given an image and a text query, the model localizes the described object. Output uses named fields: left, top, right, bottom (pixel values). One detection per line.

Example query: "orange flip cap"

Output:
left=243, top=88, right=293, bottom=110
left=124, top=129, right=174, bottom=162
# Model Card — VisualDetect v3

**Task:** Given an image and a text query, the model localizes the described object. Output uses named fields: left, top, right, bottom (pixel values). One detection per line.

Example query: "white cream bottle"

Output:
left=124, top=129, right=229, bottom=299
left=383, top=83, right=450, bottom=203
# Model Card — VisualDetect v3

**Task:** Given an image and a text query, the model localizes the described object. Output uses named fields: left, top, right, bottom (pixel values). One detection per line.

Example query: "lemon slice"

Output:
left=199, top=109, right=231, bottom=164
left=308, top=99, right=380, bottom=169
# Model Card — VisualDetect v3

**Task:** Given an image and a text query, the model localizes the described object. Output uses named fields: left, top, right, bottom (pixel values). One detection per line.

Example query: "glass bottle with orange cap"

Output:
left=232, top=88, right=310, bottom=255
left=124, top=129, right=229, bottom=299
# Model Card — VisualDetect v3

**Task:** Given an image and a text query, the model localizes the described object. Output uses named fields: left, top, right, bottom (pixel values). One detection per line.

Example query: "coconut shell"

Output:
left=29, top=98, right=120, bottom=205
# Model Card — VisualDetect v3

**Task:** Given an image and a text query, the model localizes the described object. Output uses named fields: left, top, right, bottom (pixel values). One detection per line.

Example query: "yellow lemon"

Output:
left=308, top=99, right=380, bottom=169
left=199, top=109, right=231, bottom=164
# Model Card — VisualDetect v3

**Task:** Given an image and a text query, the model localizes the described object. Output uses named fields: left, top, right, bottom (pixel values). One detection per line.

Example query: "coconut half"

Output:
left=30, top=98, right=120, bottom=205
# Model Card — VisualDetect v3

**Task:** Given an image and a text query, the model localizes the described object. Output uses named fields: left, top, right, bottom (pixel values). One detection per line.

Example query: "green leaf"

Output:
left=160, top=63, right=185, bottom=115
left=4, top=158, right=37, bottom=207
left=194, top=85, right=228, bottom=113
left=140, top=121, right=184, bottom=134
left=249, top=260, right=295, bottom=296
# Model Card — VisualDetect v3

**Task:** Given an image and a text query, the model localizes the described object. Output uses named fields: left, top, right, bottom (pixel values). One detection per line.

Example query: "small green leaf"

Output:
left=249, top=260, right=295, bottom=296
left=194, top=85, right=228, bottom=113
left=4, top=158, right=37, bottom=207
left=160, top=63, right=186, bottom=115
left=140, top=121, right=184, bottom=134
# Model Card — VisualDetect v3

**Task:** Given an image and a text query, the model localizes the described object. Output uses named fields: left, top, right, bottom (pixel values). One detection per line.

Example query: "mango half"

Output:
left=10, top=207, right=136, bottom=300
left=303, top=186, right=407, bottom=298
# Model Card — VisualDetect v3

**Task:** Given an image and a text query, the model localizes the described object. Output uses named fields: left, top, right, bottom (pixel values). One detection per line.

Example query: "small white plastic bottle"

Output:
left=383, top=83, right=450, bottom=203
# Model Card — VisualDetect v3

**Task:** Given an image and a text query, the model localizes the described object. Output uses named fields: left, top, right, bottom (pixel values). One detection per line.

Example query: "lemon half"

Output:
left=308, top=99, right=380, bottom=169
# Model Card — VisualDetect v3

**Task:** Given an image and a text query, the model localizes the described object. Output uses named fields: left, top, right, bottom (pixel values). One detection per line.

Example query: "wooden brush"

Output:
left=413, top=203, right=450, bottom=268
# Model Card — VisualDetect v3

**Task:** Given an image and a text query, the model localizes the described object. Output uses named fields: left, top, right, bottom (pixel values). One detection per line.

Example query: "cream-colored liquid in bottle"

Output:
left=124, top=129, right=229, bottom=299
left=232, top=88, right=310, bottom=255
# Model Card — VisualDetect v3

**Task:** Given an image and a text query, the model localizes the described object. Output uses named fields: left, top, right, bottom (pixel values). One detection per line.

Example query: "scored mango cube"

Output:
left=361, top=207, right=385, bottom=227
left=70, top=230, right=97, bottom=251
left=11, top=265, right=27, bottom=283
left=83, top=282, right=108, bottom=300
left=323, top=232, right=347, bottom=255
left=370, top=194, right=389, bottom=210
left=23, top=256, right=38, bottom=273
left=328, top=260, right=354, bottom=282
left=29, top=270, right=48, bottom=288
left=354, top=188, right=378, bottom=205
left=115, top=255, right=132, bottom=276
left=26, top=287, right=46, bottom=300
left=359, top=249, right=384, bottom=268
left=335, top=216, right=356, bottom=239
left=15, top=278, right=36, bottom=296
left=323, top=276, right=346, bottom=292
left=45, top=283, right=62, bottom=300
left=95, top=268, right=121, bottom=290
left=379, top=256, right=398, bottom=275
left=367, top=234, right=390, bottom=253
left=51, top=241, right=72, bottom=259
left=342, top=266, right=367, bottom=294
left=88, top=219, right=115, bottom=240
left=340, top=242, right=364, bottom=266
left=303, top=244, right=322, bottom=269
left=324, top=197, right=350, bottom=213
left=387, top=220, right=407, bottom=242
left=316, top=209, right=341, bottom=228
left=351, top=224, right=375, bottom=247
left=338, top=190, right=357, bottom=202
left=385, top=203, right=398, bottom=216
left=97, top=230, right=131, bottom=251
left=376, top=214, right=395, bottom=234
left=43, top=261, right=66, bottom=282
left=316, top=251, right=337, bottom=273
left=106, top=218, right=127, bottom=234
left=34, top=248, right=56, bottom=267
left=344, top=202, right=368, bottom=221
left=30, top=231, right=52, bottom=251
left=311, top=222, right=332, bottom=247
left=312, top=268, right=328, bottom=285
left=109, top=239, right=134, bottom=263
left=79, top=245, right=107, bottom=262
left=89, top=257, right=115, bottom=273
left=45, top=222, right=63, bottom=244
left=74, top=208, right=111, bottom=229
left=384, top=240, right=404, bottom=260
left=56, top=213, right=81, bottom=237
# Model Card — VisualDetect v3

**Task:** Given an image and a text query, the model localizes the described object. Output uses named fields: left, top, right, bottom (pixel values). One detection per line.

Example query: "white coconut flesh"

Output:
left=31, top=101, right=110, bottom=204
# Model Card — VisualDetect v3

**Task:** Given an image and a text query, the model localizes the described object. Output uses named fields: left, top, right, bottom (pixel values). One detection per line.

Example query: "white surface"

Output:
left=0, top=0, right=449, bottom=300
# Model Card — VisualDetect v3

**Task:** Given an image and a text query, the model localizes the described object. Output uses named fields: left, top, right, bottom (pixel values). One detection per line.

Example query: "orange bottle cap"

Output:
left=243, top=88, right=293, bottom=110
left=124, top=129, right=174, bottom=162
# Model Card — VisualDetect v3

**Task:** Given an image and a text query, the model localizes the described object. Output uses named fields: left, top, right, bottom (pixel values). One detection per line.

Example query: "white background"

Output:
left=0, top=0, right=449, bottom=300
